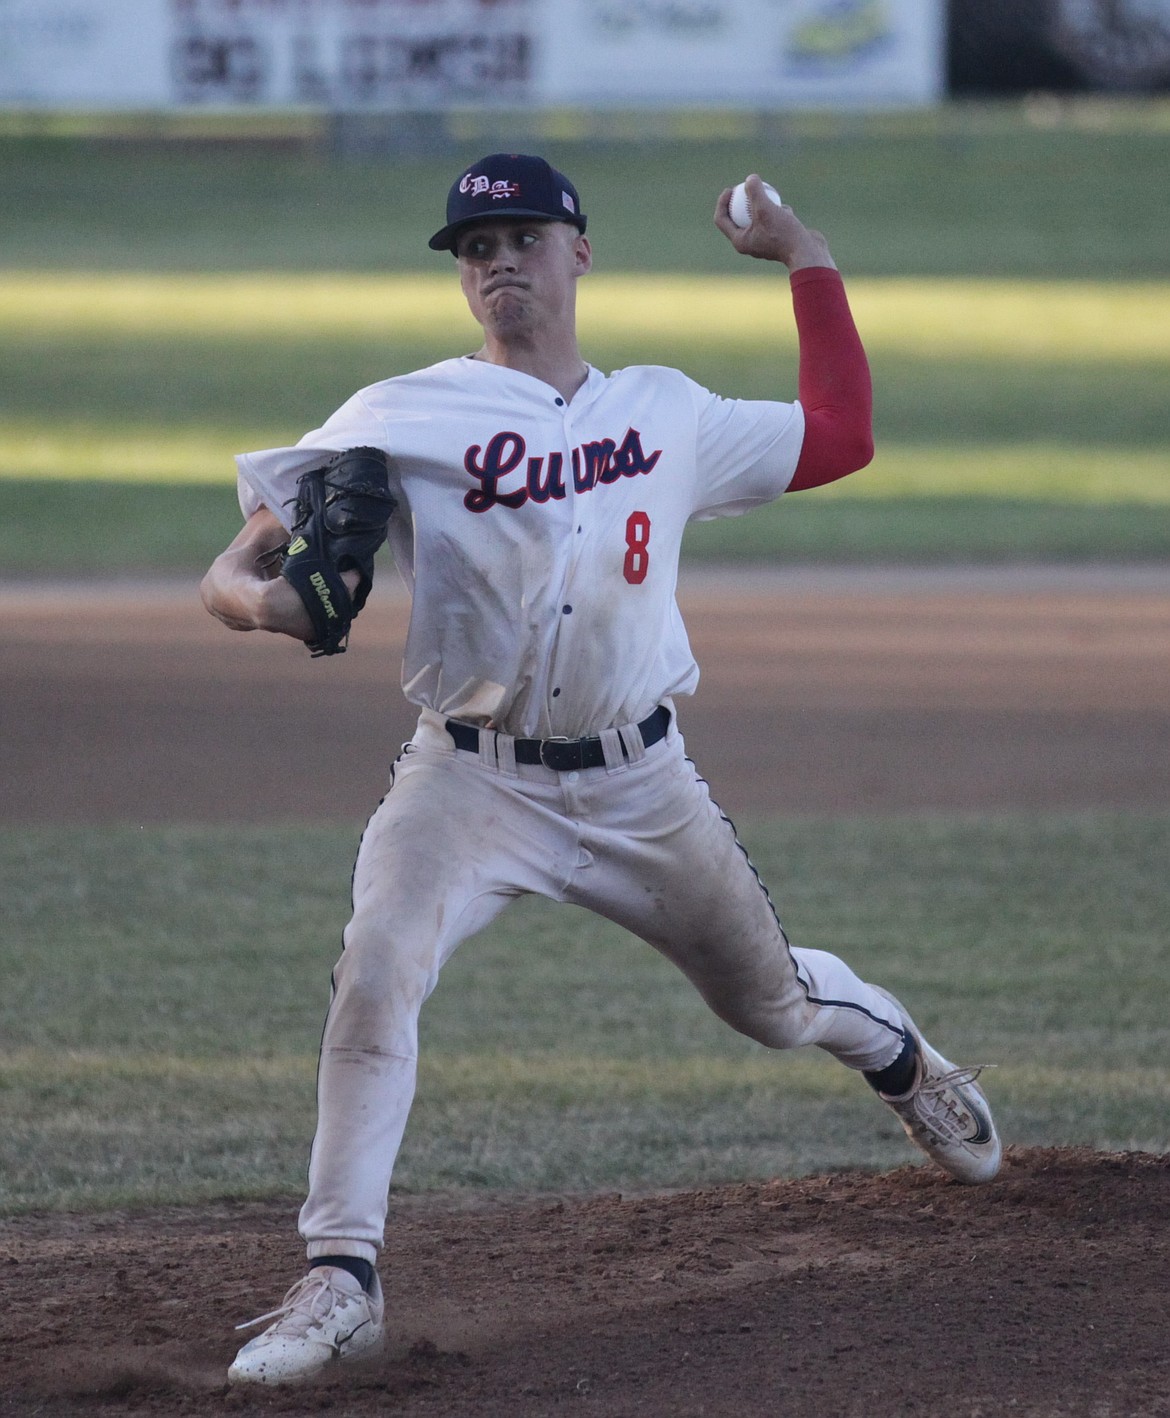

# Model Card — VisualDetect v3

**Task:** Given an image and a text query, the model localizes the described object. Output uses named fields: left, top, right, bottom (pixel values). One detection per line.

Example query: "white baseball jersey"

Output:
left=237, top=356, right=805, bottom=738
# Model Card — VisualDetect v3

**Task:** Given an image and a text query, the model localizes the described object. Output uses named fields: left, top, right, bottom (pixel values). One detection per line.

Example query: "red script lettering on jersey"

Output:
left=463, top=429, right=662, bottom=513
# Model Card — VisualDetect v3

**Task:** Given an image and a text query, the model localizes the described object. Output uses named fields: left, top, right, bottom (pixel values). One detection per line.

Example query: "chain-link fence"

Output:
left=949, top=0, right=1170, bottom=92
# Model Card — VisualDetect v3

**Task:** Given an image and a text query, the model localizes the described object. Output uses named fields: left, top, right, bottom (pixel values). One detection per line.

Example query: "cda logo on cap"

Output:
left=430, top=153, right=586, bottom=252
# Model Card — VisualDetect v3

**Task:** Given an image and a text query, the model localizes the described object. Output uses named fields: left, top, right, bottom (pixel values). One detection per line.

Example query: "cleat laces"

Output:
left=234, top=1271, right=354, bottom=1335
left=911, top=1064, right=995, bottom=1143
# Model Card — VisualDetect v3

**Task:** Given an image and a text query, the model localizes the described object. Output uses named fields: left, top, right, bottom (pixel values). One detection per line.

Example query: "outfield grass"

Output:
left=1, top=117, right=1168, bottom=569
left=4, top=116, right=1170, bottom=277
left=0, top=117, right=1164, bottom=1219
left=1, top=815, right=1166, bottom=1211
left=2, top=269, right=1167, bottom=568
left=6, top=481, right=1168, bottom=574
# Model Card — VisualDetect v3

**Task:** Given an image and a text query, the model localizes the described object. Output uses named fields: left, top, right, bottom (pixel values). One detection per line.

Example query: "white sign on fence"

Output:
left=166, top=0, right=537, bottom=111
left=0, top=0, right=942, bottom=110
left=0, top=0, right=538, bottom=109
left=541, top=1, right=944, bottom=109
left=0, top=0, right=169, bottom=106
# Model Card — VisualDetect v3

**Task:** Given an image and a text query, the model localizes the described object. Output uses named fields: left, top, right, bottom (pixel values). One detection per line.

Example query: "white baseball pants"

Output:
left=299, top=709, right=908, bottom=1263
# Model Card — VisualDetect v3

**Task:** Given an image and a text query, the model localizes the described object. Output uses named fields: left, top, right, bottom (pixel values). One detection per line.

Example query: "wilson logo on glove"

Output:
left=308, top=571, right=340, bottom=622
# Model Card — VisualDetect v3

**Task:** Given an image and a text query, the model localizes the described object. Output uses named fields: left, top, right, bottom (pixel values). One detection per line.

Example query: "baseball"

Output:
left=728, top=179, right=782, bottom=228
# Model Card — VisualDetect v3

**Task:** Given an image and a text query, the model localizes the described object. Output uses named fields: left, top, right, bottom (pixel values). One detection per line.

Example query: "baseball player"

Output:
left=201, top=155, right=1001, bottom=1387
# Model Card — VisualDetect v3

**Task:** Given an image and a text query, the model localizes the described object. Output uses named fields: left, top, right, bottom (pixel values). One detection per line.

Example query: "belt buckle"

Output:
left=539, top=736, right=579, bottom=772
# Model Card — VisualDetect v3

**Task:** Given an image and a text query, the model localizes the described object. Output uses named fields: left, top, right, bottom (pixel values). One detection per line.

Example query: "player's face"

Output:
left=456, top=219, right=592, bottom=340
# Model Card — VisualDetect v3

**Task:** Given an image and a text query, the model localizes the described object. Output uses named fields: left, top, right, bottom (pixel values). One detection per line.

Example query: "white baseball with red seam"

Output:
left=728, top=180, right=782, bottom=228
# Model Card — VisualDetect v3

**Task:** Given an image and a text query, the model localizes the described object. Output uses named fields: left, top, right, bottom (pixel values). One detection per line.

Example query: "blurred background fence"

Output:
left=949, top=0, right=1170, bottom=95
left=2, top=1, right=1169, bottom=147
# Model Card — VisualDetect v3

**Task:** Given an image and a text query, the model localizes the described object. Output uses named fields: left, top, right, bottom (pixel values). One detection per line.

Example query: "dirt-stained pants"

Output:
left=299, top=711, right=907, bottom=1262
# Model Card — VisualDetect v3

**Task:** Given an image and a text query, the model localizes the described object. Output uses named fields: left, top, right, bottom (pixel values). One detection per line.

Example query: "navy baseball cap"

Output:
left=429, top=152, right=587, bottom=252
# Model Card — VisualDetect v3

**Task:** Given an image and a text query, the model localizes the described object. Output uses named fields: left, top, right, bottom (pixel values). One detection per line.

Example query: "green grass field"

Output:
left=2, top=109, right=1169, bottom=1214
left=3, top=270, right=1167, bottom=566
left=1, top=108, right=1168, bottom=569
left=2, top=814, right=1167, bottom=1211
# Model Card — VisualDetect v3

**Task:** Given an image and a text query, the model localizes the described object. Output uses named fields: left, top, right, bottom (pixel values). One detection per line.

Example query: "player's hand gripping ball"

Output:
left=728, top=179, right=783, bottom=228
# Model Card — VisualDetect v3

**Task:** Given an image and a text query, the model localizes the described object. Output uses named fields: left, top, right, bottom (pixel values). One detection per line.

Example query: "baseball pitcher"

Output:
left=201, top=154, right=1001, bottom=1386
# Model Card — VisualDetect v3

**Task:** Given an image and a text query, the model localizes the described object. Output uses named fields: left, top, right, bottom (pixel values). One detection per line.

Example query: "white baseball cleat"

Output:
left=871, top=986, right=1002, bottom=1185
left=228, top=1265, right=385, bottom=1385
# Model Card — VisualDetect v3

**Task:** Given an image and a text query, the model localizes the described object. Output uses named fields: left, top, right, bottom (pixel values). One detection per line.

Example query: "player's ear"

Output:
left=574, top=234, right=593, bottom=276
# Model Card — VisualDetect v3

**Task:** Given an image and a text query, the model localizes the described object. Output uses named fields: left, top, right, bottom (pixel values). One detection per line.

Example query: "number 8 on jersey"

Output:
left=623, top=510, right=651, bottom=585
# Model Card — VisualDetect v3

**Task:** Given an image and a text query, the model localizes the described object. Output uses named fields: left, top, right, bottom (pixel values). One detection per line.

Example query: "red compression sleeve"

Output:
left=787, top=266, right=874, bottom=492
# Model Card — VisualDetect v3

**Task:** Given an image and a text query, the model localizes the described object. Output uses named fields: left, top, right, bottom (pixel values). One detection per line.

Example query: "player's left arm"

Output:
left=714, top=175, right=873, bottom=492
left=200, top=506, right=320, bottom=638
left=203, top=443, right=394, bottom=655
left=200, top=506, right=361, bottom=641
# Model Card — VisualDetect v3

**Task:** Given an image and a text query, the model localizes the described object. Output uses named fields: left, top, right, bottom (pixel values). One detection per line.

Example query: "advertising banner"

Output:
left=0, top=0, right=942, bottom=110
left=0, top=0, right=169, bottom=107
left=541, top=1, right=945, bottom=109
left=167, top=0, right=536, bottom=111
left=0, top=0, right=538, bottom=109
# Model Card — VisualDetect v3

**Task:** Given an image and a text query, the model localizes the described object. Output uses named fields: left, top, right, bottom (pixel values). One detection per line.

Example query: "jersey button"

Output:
left=555, top=397, right=565, bottom=406
left=562, top=604, right=572, bottom=614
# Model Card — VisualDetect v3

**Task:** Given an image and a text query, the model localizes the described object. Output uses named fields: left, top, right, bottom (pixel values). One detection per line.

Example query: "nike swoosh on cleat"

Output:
left=965, top=1102, right=994, bottom=1146
left=329, top=1317, right=371, bottom=1358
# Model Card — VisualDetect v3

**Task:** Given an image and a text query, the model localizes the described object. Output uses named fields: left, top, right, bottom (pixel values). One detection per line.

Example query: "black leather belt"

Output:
left=445, top=705, right=670, bottom=772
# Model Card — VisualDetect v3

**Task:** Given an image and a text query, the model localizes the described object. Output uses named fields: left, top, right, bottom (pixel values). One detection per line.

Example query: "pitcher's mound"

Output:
left=4, top=1146, right=1167, bottom=1417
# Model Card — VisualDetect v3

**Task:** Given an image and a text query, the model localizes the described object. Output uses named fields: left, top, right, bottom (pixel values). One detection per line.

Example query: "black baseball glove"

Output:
left=280, top=446, right=397, bottom=657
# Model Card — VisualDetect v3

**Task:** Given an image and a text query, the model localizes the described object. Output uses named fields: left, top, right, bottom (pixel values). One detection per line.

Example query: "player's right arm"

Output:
left=713, top=177, right=873, bottom=493
left=200, top=506, right=315, bottom=639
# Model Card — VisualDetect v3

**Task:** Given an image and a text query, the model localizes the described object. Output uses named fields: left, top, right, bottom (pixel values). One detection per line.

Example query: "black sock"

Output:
left=864, top=1034, right=918, bottom=1097
left=311, top=1255, right=375, bottom=1294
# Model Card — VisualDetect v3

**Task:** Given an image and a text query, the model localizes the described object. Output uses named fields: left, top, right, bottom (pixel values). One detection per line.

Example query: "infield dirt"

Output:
left=4, top=565, right=1170, bottom=823
left=2, top=568, right=1168, bottom=1416
left=4, top=1148, right=1168, bottom=1418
